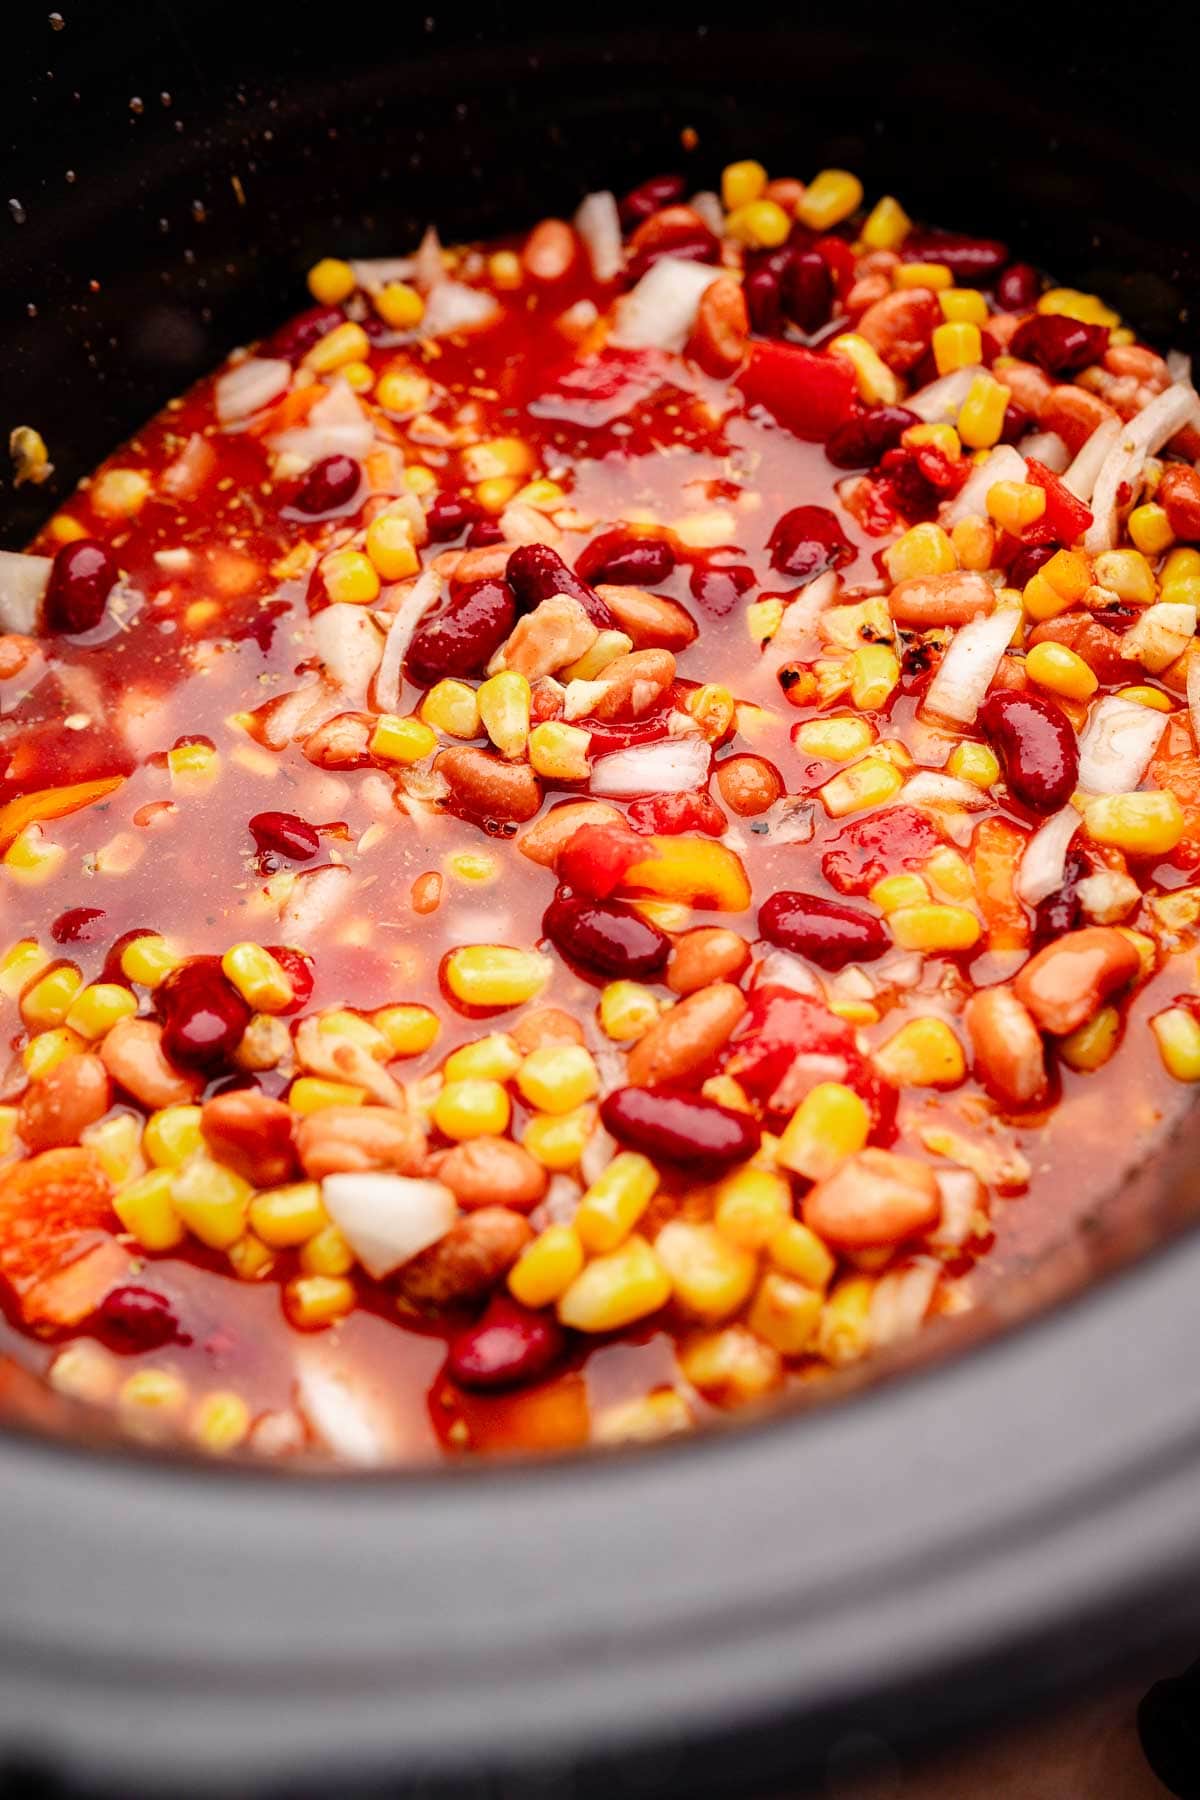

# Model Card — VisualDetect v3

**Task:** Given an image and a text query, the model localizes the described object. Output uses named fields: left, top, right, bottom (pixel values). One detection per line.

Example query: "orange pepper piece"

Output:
left=971, top=816, right=1030, bottom=950
left=622, top=835, right=752, bottom=912
left=246, top=381, right=325, bottom=440
left=0, top=775, right=124, bottom=853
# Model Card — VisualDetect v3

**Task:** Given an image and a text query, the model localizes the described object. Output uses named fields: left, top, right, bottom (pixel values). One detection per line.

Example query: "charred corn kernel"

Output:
left=171, top=1158, right=253, bottom=1250
left=375, top=279, right=425, bottom=329
left=903, top=422, right=962, bottom=458
left=655, top=1221, right=757, bottom=1322
left=220, top=943, right=294, bottom=1012
left=713, top=1166, right=792, bottom=1250
left=167, top=741, right=219, bottom=788
left=950, top=514, right=997, bottom=571
left=725, top=198, right=791, bottom=249
left=403, top=464, right=437, bottom=495
left=92, top=467, right=150, bottom=518
left=768, top=1219, right=836, bottom=1289
left=420, top=678, right=481, bottom=739
left=444, top=945, right=552, bottom=1009
left=888, top=903, right=981, bottom=953
left=939, top=288, right=987, bottom=326
left=462, top=436, right=535, bottom=483
left=508, top=1223, right=585, bottom=1308
left=373, top=1004, right=440, bottom=1057
left=1025, top=640, right=1098, bottom=702
left=797, top=169, right=863, bottom=230
left=1116, top=685, right=1172, bottom=712
left=299, top=1223, right=355, bottom=1276
left=1084, top=790, right=1184, bottom=856
left=932, top=320, right=982, bottom=376
left=488, top=249, right=523, bottom=288
left=432, top=1078, right=510, bottom=1141
left=849, top=644, right=901, bottom=712
left=22, top=1027, right=85, bottom=1078
left=285, top=1274, right=355, bottom=1328
left=191, top=1390, right=251, bottom=1453
left=883, top=521, right=957, bottom=584
left=514, top=478, right=567, bottom=511
left=21, top=963, right=83, bottom=1030
left=521, top=1104, right=595, bottom=1171
left=721, top=159, right=768, bottom=210
left=4, top=826, right=65, bottom=881
left=288, top=1076, right=368, bottom=1114
left=302, top=319, right=369, bottom=373
left=947, top=742, right=1001, bottom=788
left=829, top=332, right=899, bottom=405
left=987, top=480, right=1046, bottom=533
left=817, top=1275, right=875, bottom=1365
left=81, top=1112, right=143, bottom=1185
left=957, top=374, right=1010, bottom=450
left=446, top=850, right=498, bottom=884
left=749, top=1271, right=823, bottom=1355
left=1060, top=1005, right=1121, bottom=1073
left=113, top=1168, right=185, bottom=1251
left=320, top=547, right=379, bottom=605
left=1037, top=286, right=1119, bottom=328
left=820, top=757, right=904, bottom=817
left=861, top=194, right=911, bottom=250
left=622, top=835, right=751, bottom=911
left=528, top=720, right=591, bottom=780
left=365, top=513, right=420, bottom=581
left=1128, top=503, right=1175, bottom=556
left=0, top=938, right=48, bottom=997
left=1093, top=548, right=1157, bottom=606
left=1151, top=1007, right=1200, bottom=1081
left=557, top=1234, right=671, bottom=1332
left=686, top=684, right=737, bottom=743
left=517, top=1044, right=599, bottom=1115
left=375, top=368, right=432, bottom=414
left=776, top=1082, right=869, bottom=1182
left=795, top=715, right=876, bottom=761
left=747, top=598, right=784, bottom=642
left=444, top=1033, right=522, bottom=1083
left=370, top=713, right=437, bottom=764
left=895, top=260, right=953, bottom=291
left=874, top=1016, right=965, bottom=1088
left=477, top=671, right=531, bottom=759
left=142, top=1104, right=204, bottom=1168
left=249, top=1182, right=328, bottom=1248
left=869, top=872, right=931, bottom=913
left=119, top=1368, right=188, bottom=1418
left=575, top=1152, right=658, bottom=1254
left=475, top=475, right=520, bottom=512
left=306, top=256, right=356, bottom=305
left=820, top=596, right=892, bottom=653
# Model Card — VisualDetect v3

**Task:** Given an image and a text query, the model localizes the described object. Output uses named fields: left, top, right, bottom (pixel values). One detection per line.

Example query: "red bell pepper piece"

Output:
left=556, top=823, right=646, bottom=899
left=1023, top=458, right=1093, bottom=546
left=737, top=342, right=857, bottom=442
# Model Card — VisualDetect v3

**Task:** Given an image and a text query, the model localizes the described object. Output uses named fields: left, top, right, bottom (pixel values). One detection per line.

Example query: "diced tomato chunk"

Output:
left=0, top=1149, right=127, bottom=1330
left=625, top=791, right=727, bottom=837
left=737, top=342, right=857, bottom=442
left=1023, top=459, right=1093, bottom=546
left=820, top=806, right=943, bottom=895
left=557, top=823, right=646, bottom=898
left=724, top=986, right=896, bottom=1138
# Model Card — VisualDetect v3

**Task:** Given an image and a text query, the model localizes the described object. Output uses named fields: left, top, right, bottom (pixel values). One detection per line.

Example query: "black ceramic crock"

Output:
left=2, top=4, right=1200, bottom=1793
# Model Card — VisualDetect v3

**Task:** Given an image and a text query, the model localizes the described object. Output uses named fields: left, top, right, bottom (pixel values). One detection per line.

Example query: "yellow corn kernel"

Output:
left=848, top=644, right=901, bottom=712
left=370, top=713, right=438, bottom=765
left=476, top=670, right=531, bottom=759
left=795, top=715, right=876, bottom=761
left=1023, top=547, right=1093, bottom=620
left=949, top=515, right=997, bottom=573
left=191, top=1390, right=251, bottom=1453
left=575, top=1151, right=658, bottom=1254
left=768, top=1219, right=836, bottom=1290
left=938, top=288, right=987, bottom=326
left=1117, top=928, right=1157, bottom=984
left=49, top=1341, right=119, bottom=1404
left=302, top=319, right=369, bottom=373
left=306, top=256, right=356, bottom=305
left=703, top=1074, right=753, bottom=1113
left=748, top=1270, right=823, bottom=1355
left=1092, top=548, right=1157, bottom=606
left=987, top=480, right=1046, bottom=534
left=713, top=1165, right=792, bottom=1250
left=8, top=423, right=50, bottom=490
left=320, top=547, right=380, bottom=606
left=61, top=980, right=137, bottom=1042
left=288, top=1076, right=368, bottom=1114
left=593, top=1390, right=691, bottom=1445
left=1037, top=286, right=1119, bottom=328
left=1025, top=640, right=1099, bottom=703
left=521, top=1104, right=596, bottom=1171
left=921, top=847, right=974, bottom=902
left=475, top=475, right=520, bottom=512
left=562, top=629, right=634, bottom=681
left=372, top=1004, right=440, bottom=1057
left=285, top=1273, right=356, bottom=1328
left=874, top=1016, right=965, bottom=1088
left=797, top=169, right=863, bottom=231
left=443, top=1033, right=522, bottom=1083
left=22, top=1027, right=85, bottom=1078
left=20, top=963, right=83, bottom=1031
left=3, top=825, right=65, bottom=882
left=746, top=598, right=785, bottom=643
left=443, top=944, right=552, bottom=1009
left=631, top=900, right=691, bottom=935
left=946, top=741, right=1001, bottom=788
left=171, top=1158, right=253, bottom=1250
left=932, top=320, right=982, bottom=375
left=894, top=260, right=953, bottom=291
left=142, top=1104, right=204, bottom=1169
left=118, top=1368, right=189, bottom=1419
left=621, top=835, right=751, bottom=912
left=508, top=1223, right=585, bottom=1308
left=0, top=939, right=48, bottom=998
left=48, top=512, right=89, bottom=544
left=516, top=1044, right=599, bottom=1115
left=1059, top=1005, right=1121, bottom=1073
left=488, top=248, right=522, bottom=289
left=82, top=1112, right=143, bottom=1185
left=420, top=678, right=481, bottom=739
left=249, top=1181, right=328, bottom=1248
left=820, top=595, right=892, bottom=652
left=819, top=757, right=904, bottom=817
left=686, top=684, right=737, bottom=744
left=113, top=1167, right=185, bottom=1251
left=816, top=1275, right=875, bottom=1365
left=299, top=1223, right=355, bottom=1276
left=861, top=194, right=911, bottom=251
left=721, top=158, right=768, bottom=210
left=883, top=521, right=957, bottom=584
left=1115, top=685, right=1172, bottom=712
left=654, top=1221, right=757, bottom=1322
left=403, top=464, right=437, bottom=495
left=225, top=1231, right=274, bottom=1279
left=956, top=374, right=1011, bottom=451
left=888, top=902, right=981, bottom=952
left=316, top=1010, right=390, bottom=1056
left=375, top=367, right=432, bottom=414
left=119, top=933, right=182, bottom=987
left=1128, top=503, right=1175, bottom=556
left=725, top=197, right=791, bottom=248
left=869, top=872, right=931, bottom=913
left=340, top=360, right=374, bottom=395
left=375, top=279, right=425, bottom=330
left=91, top=467, right=150, bottom=519
left=1162, top=547, right=1200, bottom=589
left=445, top=850, right=498, bottom=886
left=514, top=478, right=567, bottom=512
left=220, top=942, right=294, bottom=1013
left=829, top=332, right=899, bottom=405
left=364, top=512, right=420, bottom=581
left=462, top=436, right=535, bottom=484
left=167, top=741, right=220, bottom=792
left=556, top=1234, right=671, bottom=1332
left=1151, top=1007, right=1200, bottom=1081
left=776, top=1082, right=869, bottom=1182
left=678, top=1325, right=782, bottom=1403
left=432, top=1077, right=510, bottom=1141
left=1083, top=791, right=1184, bottom=856
left=528, top=719, right=591, bottom=780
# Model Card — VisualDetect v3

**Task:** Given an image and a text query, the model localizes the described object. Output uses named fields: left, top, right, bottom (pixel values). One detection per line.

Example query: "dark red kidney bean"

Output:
left=997, top=263, right=1040, bottom=311
left=249, top=811, right=320, bottom=861
left=627, top=228, right=718, bottom=282
left=1009, top=542, right=1060, bottom=590
left=96, top=1285, right=187, bottom=1351
left=619, top=173, right=687, bottom=230
left=978, top=688, right=1079, bottom=813
left=447, top=1296, right=564, bottom=1391
left=601, top=1086, right=761, bottom=1173
left=825, top=405, right=919, bottom=470
left=264, top=945, right=315, bottom=1015
left=51, top=906, right=106, bottom=944
left=575, top=530, right=676, bottom=586
left=45, top=538, right=118, bottom=634
left=768, top=504, right=854, bottom=583
left=744, top=249, right=792, bottom=336
left=689, top=560, right=755, bottom=615
left=466, top=518, right=506, bottom=548
left=998, top=401, right=1032, bottom=445
left=782, top=246, right=834, bottom=334
left=505, top=544, right=614, bottom=629
left=1010, top=314, right=1109, bottom=377
left=543, top=892, right=670, bottom=980
left=902, top=232, right=1009, bottom=283
left=758, top=890, right=889, bottom=970
left=406, top=578, right=517, bottom=686
left=158, top=957, right=251, bottom=1069
left=1033, top=850, right=1086, bottom=947
left=426, top=493, right=485, bottom=543
left=292, top=454, right=360, bottom=517
left=261, top=304, right=344, bottom=363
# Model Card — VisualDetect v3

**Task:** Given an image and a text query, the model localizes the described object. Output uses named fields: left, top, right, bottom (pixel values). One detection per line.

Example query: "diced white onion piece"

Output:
left=311, top=603, right=385, bottom=700
left=1062, top=416, right=1121, bottom=501
left=374, top=568, right=441, bottom=713
left=877, top=951, right=923, bottom=989
left=923, top=606, right=1021, bottom=725
left=906, top=365, right=983, bottom=423
left=899, top=771, right=991, bottom=811
left=0, top=550, right=50, bottom=634
left=322, top=1173, right=457, bottom=1281
left=1119, top=600, right=1197, bottom=674
left=589, top=734, right=712, bottom=796
left=579, top=1122, right=620, bottom=1190
left=1085, top=383, right=1200, bottom=553
left=1018, top=430, right=1069, bottom=473
left=689, top=190, right=726, bottom=236
left=421, top=281, right=500, bottom=338
left=1076, top=869, right=1140, bottom=924
left=942, top=444, right=1028, bottom=525
left=609, top=257, right=720, bottom=353
left=1187, top=654, right=1200, bottom=751
left=215, top=356, right=290, bottom=425
left=293, top=1352, right=401, bottom=1466
left=751, top=949, right=823, bottom=996
left=269, top=379, right=374, bottom=468
left=348, top=255, right=415, bottom=293
left=770, top=797, right=817, bottom=845
left=278, top=863, right=352, bottom=940
left=869, top=1260, right=939, bottom=1350
left=1077, top=694, right=1169, bottom=793
left=769, top=570, right=840, bottom=661
left=498, top=500, right=561, bottom=548
left=1015, top=805, right=1081, bottom=905
left=573, top=191, right=624, bottom=283
left=153, top=547, right=192, bottom=572
left=562, top=678, right=611, bottom=721
left=412, top=225, right=445, bottom=293
left=930, top=1170, right=985, bottom=1251
left=1168, top=348, right=1192, bottom=386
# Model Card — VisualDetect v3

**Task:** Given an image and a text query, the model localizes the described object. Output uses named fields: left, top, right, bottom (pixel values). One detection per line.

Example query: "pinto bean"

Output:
left=594, top=585, right=699, bottom=652
left=522, top=219, right=578, bottom=283
left=588, top=648, right=676, bottom=721
left=395, top=1206, right=533, bottom=1307
left=689, top=276, right=749, bottom=376
left=1040, top=385, right=1119, bottom=455
left=1159, top=464, right=1200, bottom=541
left=856, top=288, right=939, bottom=373
left=1027, top=614, right=1129, bottom=686
left=302, top=712, right=373, bottom=770
left=626, top=982, right=747, bottom=1087
left=964, top=987, right=1048, bottom=1109
left=432, top=1138, right=548, bottom=1212
left=518, top=799, right=624, bottom=867
left=845, top=272, right=891, bottom=316
left=1013, top=926, right=1141, bottom=1036
left=439, top=545, right=511, bottom=584
left=294, top=1105, right=428, bottom=1179
left=200, top=1090, right=297, bottom=1186
left=803, top=1148, right=940, bottom=1251
left=492, top=594, right=598, bottom=679
left=435, top=746, right=542, bottom=824
left=997, top=357, right=1053, bottom=416
left=18, top=1054, right=111, bottom=1151
left=716, top=753, right=784, bottom=817
left=666, top=927, right=751, bottom=996
left=100, top=1018, right=204, bottom=1109
left=1103, top=344, right=1170, bottom=388
left=888, top=570, right=995, bottom=628
left=510, top=1006, right=586, bottom=1052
